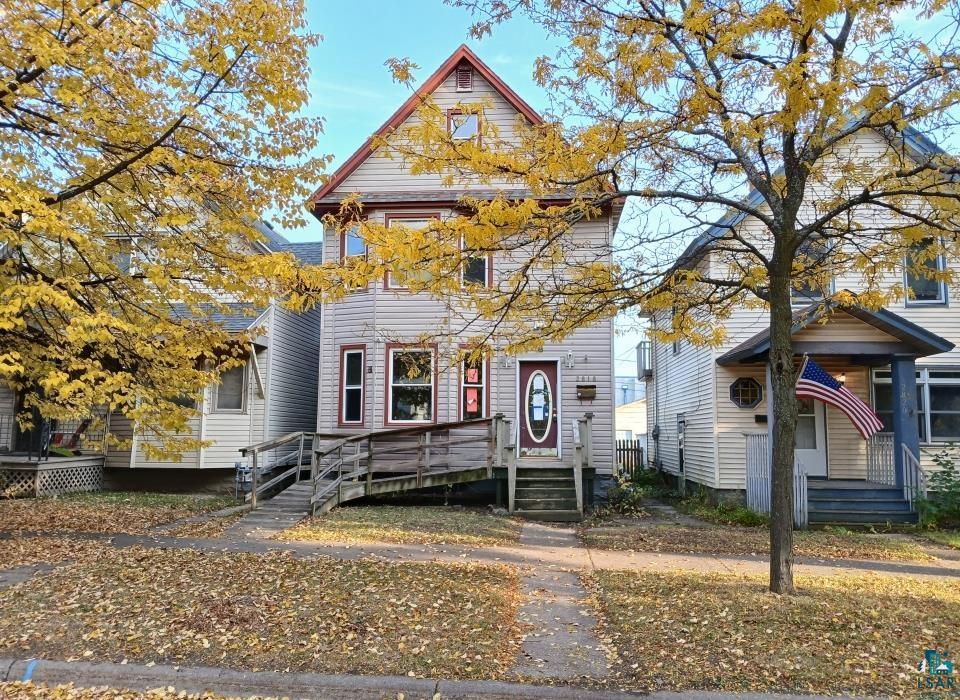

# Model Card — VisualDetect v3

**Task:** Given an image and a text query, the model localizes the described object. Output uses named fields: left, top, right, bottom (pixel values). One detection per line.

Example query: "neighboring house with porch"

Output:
left=0, top=224, right=323, bottom=496
left=305, top=45, right=618, bottom=520
left=639, top=127, right=957, bottom=525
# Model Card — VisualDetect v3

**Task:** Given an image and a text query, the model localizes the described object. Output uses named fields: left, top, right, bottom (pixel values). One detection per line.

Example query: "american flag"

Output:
left=795, top=356, right=884, bottom=439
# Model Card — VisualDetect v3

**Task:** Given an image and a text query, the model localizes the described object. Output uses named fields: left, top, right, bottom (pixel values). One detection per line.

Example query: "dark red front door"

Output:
left=518, top=360, right=559, bottom=457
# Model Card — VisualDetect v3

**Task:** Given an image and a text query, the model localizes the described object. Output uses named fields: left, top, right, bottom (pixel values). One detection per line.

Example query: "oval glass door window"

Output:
left=525, top=370, right=552, bottom=443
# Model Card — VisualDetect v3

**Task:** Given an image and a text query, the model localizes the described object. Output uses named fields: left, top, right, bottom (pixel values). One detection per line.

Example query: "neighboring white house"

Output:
left=307, top=45, right=618, bottom=499
left=641, top=127, right=957, bottom=524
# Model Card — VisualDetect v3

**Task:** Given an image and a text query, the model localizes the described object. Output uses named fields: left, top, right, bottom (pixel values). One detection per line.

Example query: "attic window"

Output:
left=448, top=109, right=479, bottom=141
left=455, top=65, right=472, bottom=92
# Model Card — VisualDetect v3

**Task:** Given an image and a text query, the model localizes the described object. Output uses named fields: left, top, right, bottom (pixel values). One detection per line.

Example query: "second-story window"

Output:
left=792, top=236, right=831, bottom=303
left=341, top=225, right=367, bottom=260
left=385, top=215, right=438, bottom=289
left=462, top=239, right=490, bottom=287
left=905, top=238, right=947, bottom=305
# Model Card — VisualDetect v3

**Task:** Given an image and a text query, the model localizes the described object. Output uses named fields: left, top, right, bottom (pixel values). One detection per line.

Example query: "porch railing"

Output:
left=239, top=431, right=311, bottom=509
left=744, top=432, right=808, bottom=528
left=866, top=432, right=896, bottom=485
left=903, top=443, right=927, bottom=512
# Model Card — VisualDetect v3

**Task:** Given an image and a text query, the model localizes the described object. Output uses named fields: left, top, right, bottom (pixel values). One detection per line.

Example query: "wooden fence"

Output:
left=617, top=439, right=645, bottom=478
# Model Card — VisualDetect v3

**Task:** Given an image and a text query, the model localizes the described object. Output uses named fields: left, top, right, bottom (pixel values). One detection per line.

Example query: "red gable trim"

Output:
left=308, top=45, right=544, bottom=211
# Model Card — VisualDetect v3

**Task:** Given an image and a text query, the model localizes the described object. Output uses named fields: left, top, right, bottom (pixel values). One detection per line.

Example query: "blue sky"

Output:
left=283, top=2, right=644, bottom=378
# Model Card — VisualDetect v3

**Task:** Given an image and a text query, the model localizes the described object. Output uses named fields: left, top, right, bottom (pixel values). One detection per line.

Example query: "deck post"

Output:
left=295, top=433, right=305, bottom=482
left=366, top=435, right=374, bottom=491
left=890, top=356, right=920, bottom=490
left=583, top=412, right=594, bottom=469
left=506, top=443, right=517, bottom=513
left=250, top=449, right=258, bottom=510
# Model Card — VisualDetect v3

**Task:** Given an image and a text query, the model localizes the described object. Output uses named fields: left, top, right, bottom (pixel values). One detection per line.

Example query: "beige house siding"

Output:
left=335, top=69, right=528, bottom=195
left=649, top=127, right=960, bottom=492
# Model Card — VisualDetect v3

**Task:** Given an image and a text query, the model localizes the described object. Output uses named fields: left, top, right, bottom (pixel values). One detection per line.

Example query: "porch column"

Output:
left=890, top=356, right=919, bottom=489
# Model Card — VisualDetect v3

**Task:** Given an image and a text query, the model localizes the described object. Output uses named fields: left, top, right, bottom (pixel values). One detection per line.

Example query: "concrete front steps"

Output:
left=807, top=480, right=916, bottom=525
left=513, top=463, right=582, bottom=522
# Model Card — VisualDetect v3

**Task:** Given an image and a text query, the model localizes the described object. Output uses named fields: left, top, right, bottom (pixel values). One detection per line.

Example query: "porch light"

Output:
left=837, top=372, right=846, bottom=385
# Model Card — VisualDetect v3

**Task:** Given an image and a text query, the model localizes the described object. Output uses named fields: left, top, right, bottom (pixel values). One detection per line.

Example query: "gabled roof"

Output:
left=172, top=303, right=269, bottom=334
left=715, top=295, right=954, bottom=365
left=676, top=124, right=949, bottom=270
left=278, top=242, right=324, bottom=265
left=308, top=44, right=544, bottom=209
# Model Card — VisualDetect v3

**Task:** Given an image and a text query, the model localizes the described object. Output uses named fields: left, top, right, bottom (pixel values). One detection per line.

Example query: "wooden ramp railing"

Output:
left=309, top=416, right=504, bottom=515
left=239, top=432, right=311, bottom=509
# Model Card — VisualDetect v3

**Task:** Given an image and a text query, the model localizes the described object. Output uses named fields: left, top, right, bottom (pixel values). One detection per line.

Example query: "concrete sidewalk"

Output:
left=0, top=657, right=843, bottom=699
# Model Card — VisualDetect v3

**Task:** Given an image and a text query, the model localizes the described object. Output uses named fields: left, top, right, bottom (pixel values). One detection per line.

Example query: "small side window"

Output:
left=448, top=110, right=480, bottom=141
left=215, top=364, right=247, bottom=413
left=730, top=378, right=763, bottom=409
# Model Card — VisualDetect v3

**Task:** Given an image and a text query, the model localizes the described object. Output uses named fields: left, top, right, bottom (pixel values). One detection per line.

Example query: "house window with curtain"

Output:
left=461, top=356, right=487, bottom=419
left=905, top=238, right=947, bottom=305
left=871, top=367, right=960, bottom=442
left=340, top=346, right=365, bottom=425
left=215, top=364, right=246, bottom=413
left=387, top=347, right=435, bottom=423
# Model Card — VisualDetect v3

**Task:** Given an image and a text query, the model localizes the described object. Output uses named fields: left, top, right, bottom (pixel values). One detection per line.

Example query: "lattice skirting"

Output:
left=0, top=462, right=104, bottom=498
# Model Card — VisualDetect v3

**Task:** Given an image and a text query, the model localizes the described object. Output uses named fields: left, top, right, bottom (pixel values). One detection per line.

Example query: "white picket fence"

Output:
left=745, top=432, right=808, bottom=529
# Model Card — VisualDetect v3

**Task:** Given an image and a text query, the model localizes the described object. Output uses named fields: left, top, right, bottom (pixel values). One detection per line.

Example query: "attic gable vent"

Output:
left=455, top=65, right=473, bottom=92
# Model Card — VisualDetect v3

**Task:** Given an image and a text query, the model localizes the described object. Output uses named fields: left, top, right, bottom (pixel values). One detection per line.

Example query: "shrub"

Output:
left=917, top=448, right=960, bottom=529
left=607, top=476, right=648, bottom=515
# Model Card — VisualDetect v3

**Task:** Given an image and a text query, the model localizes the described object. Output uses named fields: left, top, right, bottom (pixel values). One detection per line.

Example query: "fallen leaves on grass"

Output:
left=581, top=524, right=935, bottom=561
left=917, top=529, right=960, bottom=550
left=166, top=511, right=245, bottom=538
left=0, top=492, right=236, bottom=535
left=0, top=682, right=273, bottom=699
left=586, top=569, right=959, bottom=695
left=278, top=505, right=522, bottom=546
left=0, top=536, right=106, bottom=570
left=0, top=546, right=522, bottom=680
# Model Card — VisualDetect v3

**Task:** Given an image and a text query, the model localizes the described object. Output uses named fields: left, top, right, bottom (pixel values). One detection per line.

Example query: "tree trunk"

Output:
left=767, top=268, right=799, bottom=594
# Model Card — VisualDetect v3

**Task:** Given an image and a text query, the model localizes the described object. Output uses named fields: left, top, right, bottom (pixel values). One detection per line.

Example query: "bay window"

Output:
left=387, top=347, right=435, bottom=423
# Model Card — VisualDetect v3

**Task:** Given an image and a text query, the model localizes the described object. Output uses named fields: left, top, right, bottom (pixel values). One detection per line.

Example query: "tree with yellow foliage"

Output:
left=0, top=1, right=327, bottom=456
left=338, top=1, right=960, bottom=593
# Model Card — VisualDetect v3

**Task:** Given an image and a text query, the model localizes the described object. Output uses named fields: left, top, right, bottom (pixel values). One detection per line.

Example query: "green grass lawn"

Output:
left=0, top=491, right=235, bottom=534
left=581, top=523, right=936, bottom=561
left=279, top=505, right=523, bottom=546
left=587, top=569, right=959, bottom=694
left=0, top=547, right=522, bottom=680
left=916, top=529, right=960, bottom=549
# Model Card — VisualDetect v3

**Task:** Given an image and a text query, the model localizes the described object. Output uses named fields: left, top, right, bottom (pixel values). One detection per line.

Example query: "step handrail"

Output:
left=239, top=431, right=311, bottom=510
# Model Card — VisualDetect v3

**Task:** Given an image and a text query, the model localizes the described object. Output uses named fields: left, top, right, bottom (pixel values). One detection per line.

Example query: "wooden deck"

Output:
left=0, top=453, right=105, bottom=498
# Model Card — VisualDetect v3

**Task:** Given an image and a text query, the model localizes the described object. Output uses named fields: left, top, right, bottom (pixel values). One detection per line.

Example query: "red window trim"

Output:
left=383, top=212, right=442, bottom=290
left=338, top=344, right=366, bottom=427
left=458, top=345, right=491, bottom=421
left=384, top=342, right=439, bottom=426
left=460, top=237, right=494, bottom=288
left=447, top=108, right=482, bottom=146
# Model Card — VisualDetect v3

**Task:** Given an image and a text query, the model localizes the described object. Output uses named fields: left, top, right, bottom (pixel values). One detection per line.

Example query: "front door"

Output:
left=518, top=360, right=559, bottom=457
left=795, top=397, right=827, bottom=477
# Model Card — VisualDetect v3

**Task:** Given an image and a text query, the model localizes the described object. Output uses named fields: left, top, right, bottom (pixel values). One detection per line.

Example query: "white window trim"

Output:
left=341, top=347, right=365, bottom=425
left=384, top=214, right=441, bottom=290
left=460, top=238, right=490, bottom=288
left=904, top=247, right=948, bottom=306
left=461, top=357, right=488, bottom=420
left=214, top=363, right=248, bottom=414
left=871, top=367, right=960, bottom=444
left=387, top=347, right=436, bottom=425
